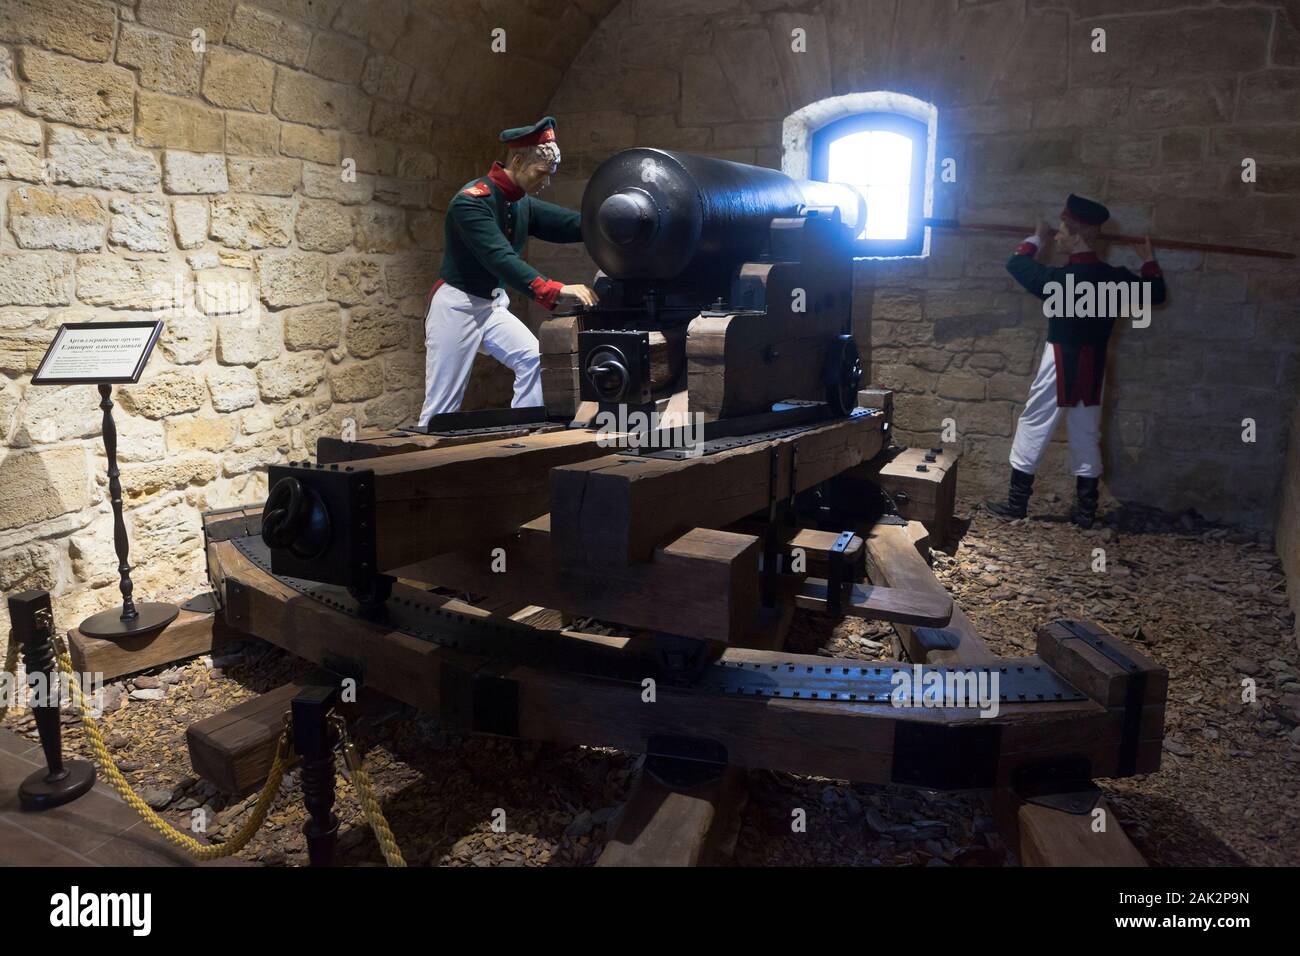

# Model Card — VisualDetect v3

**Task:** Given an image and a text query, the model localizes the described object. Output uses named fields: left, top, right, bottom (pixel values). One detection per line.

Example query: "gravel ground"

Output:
left=4, top=493, right=1296, bottom=866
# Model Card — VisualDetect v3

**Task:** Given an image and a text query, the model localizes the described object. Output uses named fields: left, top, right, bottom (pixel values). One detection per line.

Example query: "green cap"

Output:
left=500, top=116, right=557, bottom=148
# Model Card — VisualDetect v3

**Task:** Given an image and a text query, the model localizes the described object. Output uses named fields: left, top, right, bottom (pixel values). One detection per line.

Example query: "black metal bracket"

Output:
left=425, top=404, right=549, bottom=436
left=890, top=721, right=1002, bottom=790
left=824, top=529, right=855, bottom=618
left=644, top=734, right=728, bottom=790
left=761, top=442, right=801, bottom=608
left=439, top=659, right=520, bottom=737
left=1057, top=620, right=1147, bottom=776
left=263, top=461, right=377, bottom=594
left=1012, top=756, right=1101, bottom=815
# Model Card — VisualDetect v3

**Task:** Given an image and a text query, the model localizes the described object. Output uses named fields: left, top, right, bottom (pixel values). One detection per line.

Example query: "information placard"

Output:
left=31, top=321, right=164, bottom=386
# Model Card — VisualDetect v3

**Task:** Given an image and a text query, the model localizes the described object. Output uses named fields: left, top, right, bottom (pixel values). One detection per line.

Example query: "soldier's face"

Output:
left=513, top=159, right=556, bottom=195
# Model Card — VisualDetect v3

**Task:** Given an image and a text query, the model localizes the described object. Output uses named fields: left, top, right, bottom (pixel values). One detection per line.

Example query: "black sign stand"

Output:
left=79, top=382, right=179, bottom=638
left=31, top=321, right=179, bottom=639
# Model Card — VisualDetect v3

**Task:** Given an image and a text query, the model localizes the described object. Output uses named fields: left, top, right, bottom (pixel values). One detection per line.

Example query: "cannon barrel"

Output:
left=581, top=148, right=865, bottom=285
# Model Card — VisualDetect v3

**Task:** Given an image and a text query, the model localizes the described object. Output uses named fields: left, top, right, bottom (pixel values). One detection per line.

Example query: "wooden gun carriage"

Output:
left=192, top=150, right=1165, bottom=866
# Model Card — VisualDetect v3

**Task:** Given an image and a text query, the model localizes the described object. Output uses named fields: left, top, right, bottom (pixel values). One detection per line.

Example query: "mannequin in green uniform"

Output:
left=420, top=117, right=596, bottom=424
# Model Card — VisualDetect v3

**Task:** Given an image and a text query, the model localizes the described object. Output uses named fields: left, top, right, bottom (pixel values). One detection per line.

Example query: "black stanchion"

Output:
left=7, top=589, right=97, bottom=810
left=291, top=684, right=340, bottom=866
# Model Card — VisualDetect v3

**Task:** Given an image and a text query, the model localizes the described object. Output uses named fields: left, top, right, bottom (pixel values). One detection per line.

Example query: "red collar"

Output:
left=1068, top=251, right=1099, bottom=264
left=487, top=162, right=524, bottom=201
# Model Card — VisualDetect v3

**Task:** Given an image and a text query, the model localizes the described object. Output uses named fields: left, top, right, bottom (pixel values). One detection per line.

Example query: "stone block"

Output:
left=172, top=197, right=209, bottom=249
left=0, top=447, right=90, bottom=532
left=162, top=150, right=229, bottom=194
left=0, top=0, right=116, bottom=61
left=210, top=195, right=294, bottom=249
left=272, top=67, right=370, bottom=132
left=225, top=3, right=311, bottom=66
left=207, top=365, right=258, bottom=410
left=226, top=111, right=279, bottom=156
left=256, top=353, right=325, bottom=401
left=215, top=310, right=283, bottom=364
left=329, top=361, right=384, bottom=402
left=0, top=253, right=73, bottom=305
left=328, top=257, right=382, bottom=305
left=116, top=23, right=203, bottom=95
left=118, top=368, right=206, bottom=419
left=19, top=48, right=133, bottom=132
left=76, top=257, right=182, bottom=310
left=202, top=47, right=275, bottom=113
left=347, top=304, right=406, bottom=358
left=48, top=128, right=161, bottom=192
left=295, top=199, right=354, bottom=252
left=136, top=91, right=225, bottom=151
left=7, top=188, right=106, bottom=252
left=109, top=197, right=170, bottom=253
left=256, top=251, right=327, bottom=307
left=227, top=157, right=300, bottom=196
left=280, top=123, right=339, bottom=164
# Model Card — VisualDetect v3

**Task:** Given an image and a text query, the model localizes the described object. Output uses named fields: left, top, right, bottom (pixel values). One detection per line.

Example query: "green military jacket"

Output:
left=437, top=162, right=583, bottom=309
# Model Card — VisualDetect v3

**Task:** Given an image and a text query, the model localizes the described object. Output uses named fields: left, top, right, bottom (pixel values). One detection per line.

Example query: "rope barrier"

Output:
left=2, top=635, right=408, bottom=867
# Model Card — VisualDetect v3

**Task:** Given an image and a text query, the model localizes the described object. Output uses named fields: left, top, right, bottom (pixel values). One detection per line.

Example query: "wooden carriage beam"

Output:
left=263, top=428, right=618, bottom=585
left=863, top=521, right=1157, bottom=866
left=550, top=409, right=887, bottom=569
left=207, top=535, right=1160, bottom=789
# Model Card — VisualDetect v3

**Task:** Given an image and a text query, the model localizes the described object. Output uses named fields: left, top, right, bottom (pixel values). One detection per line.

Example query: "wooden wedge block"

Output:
left=393, top=518, right=761, bottom=644
left=795, top=579, right=953, bottom=627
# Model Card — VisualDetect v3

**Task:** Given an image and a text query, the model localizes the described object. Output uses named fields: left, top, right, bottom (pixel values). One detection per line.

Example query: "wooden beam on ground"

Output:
left=597, top=766, right=745, bottom=867
left=187, top=679, right=402, bottom=794
left=187, top=681, right=301, bottom=794
left=1016, top=799, right=1148, bottom=866
left=864, top=520, right=995, bottom=666
left=393, top=516, right=760, bottom=644
left=66, top=601, right=240, bottom=681
left=551, top=409, right=886, bottom=568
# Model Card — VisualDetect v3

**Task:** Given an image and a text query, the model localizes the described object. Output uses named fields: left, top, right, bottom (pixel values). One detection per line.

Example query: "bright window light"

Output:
left=826, top=129, right=913, bottom=241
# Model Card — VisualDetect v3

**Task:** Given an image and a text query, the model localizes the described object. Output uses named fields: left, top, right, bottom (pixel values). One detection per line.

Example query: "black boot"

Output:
left=1070, top=476, right=1100, bottom=528
left=985, top=468, right=1034, bottom=519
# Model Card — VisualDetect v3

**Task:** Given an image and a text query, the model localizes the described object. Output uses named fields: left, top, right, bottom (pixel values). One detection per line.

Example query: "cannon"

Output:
left=259, top=148, right=880, bottom=602
left=544, top=148, right=868, bottom=422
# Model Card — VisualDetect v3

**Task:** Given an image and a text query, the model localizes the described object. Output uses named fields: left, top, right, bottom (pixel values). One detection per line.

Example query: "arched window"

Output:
left=783, top=92, right=937, bottom=259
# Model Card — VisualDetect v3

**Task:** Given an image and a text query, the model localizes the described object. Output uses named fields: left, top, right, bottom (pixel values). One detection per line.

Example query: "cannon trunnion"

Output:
left=546, top=148, right=866, bottom=423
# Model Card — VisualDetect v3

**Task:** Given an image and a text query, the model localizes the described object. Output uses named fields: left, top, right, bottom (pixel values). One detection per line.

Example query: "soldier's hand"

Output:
left=1036, top=219, right=1056, bottom=243
left=1139, top=236, right=1155, bottom=262
left=560, top=284, right=598, bottom=307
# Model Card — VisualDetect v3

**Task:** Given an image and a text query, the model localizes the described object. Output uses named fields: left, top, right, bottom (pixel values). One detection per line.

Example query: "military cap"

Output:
left=500, top=116, right=558, bottom=149
left=1062, top=193, right=1110, bottom=227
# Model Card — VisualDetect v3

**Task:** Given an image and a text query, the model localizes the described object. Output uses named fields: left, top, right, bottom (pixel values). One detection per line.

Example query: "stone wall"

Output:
left=531, top=0, right=1300, bottom=534
left=0, top=0, right=616, bottom=639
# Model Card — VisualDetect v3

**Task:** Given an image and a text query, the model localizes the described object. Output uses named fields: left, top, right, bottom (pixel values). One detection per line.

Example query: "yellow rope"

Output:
left=53, top=640, right=289, bottom=861
left=8, top=634, right=408, bottom=867
left=335, top=716, right=406, bottom=867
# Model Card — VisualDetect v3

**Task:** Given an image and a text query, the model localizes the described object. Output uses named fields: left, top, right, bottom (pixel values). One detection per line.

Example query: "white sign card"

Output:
left=31, top=321, right=164, bottom=386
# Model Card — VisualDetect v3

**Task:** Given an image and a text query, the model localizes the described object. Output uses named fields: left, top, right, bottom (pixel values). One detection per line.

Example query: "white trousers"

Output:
left=419, top=283, right=542, bottom=426
left=1008, top=343, right=1103, bottom=478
